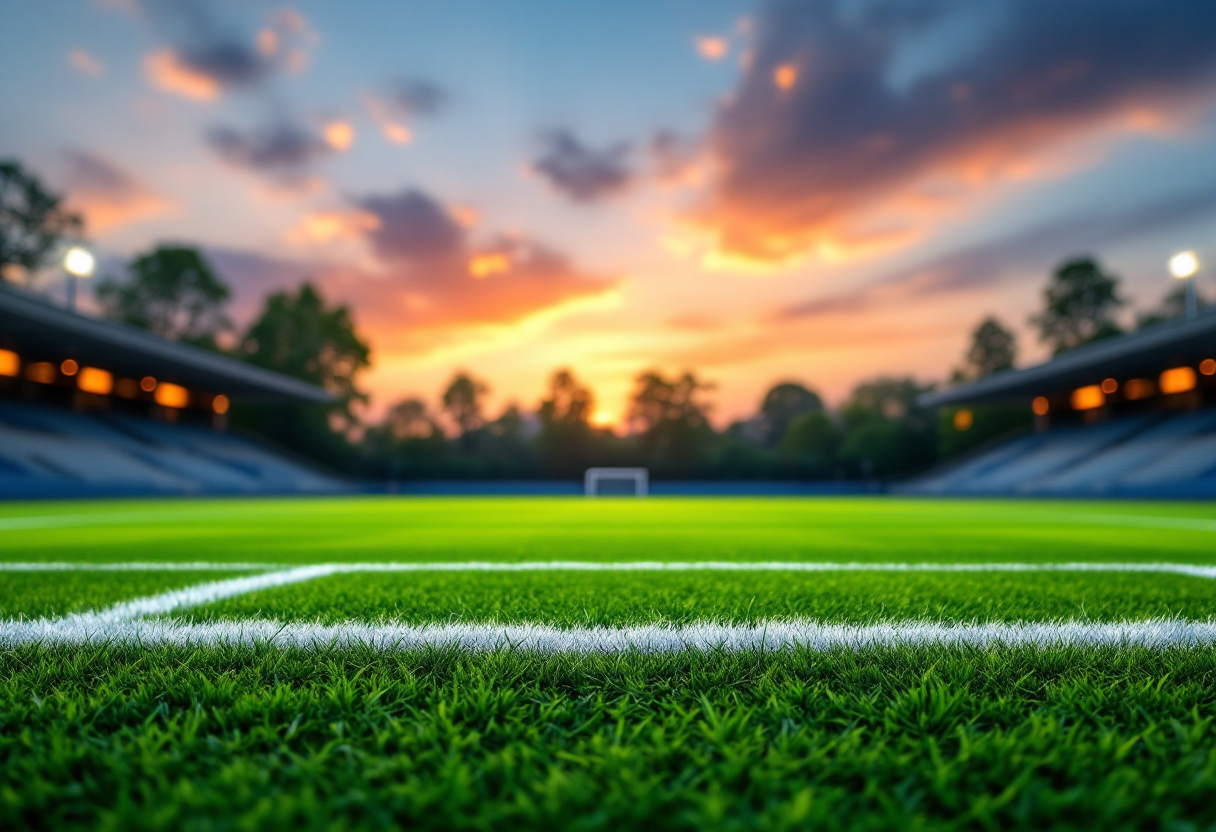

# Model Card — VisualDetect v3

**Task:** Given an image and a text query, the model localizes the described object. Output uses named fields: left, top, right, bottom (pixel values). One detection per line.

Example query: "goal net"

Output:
left=584, top=467, right=649, bottom=497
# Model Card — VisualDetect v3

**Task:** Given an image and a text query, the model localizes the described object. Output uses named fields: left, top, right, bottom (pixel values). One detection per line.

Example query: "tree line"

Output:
left=1, top=158, right=1207, bottom=481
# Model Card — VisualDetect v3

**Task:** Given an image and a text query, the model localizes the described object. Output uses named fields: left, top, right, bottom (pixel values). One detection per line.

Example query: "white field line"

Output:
left=3, top=561, right=1216, bottom=576
left=4, top=616, right=1216, bottom=653
left=7, top=560, right=1216, bottom=653
left=64, top=566, right=341, bottom=623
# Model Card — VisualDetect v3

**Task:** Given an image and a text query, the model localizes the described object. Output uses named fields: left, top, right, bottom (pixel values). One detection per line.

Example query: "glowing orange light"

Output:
left=1201, top=359, right=1216, bottom=376
left=143, top=48, right=220, bottom=100
left=590, top=409, right=616, bottom=429
left=1160, top=367, right=1197, bottom=395
left=212, top=394, right=230, bottom=415
left=1071, top=385, right=1105, bottom=411
left=449, top=205, right=479, bottom=228
left=324, top=121, right=354, bottom=152
left=1124, top=379, right=1155, bottom=400
left=1100, top=378, right=1118, bottom=395
left=469, top=252, right=511, bottom=278
left=953, top=409, right=973, bottom=431
left=696, top=36, right=728, bottom=61
left=115, top=378, right=139, bottom=398
left=140, top=376, right=158, bottom=392
left=77, top=367, right=113, bottom=395
left=1032, top=396, right=1049, bottom=416
left=257, top=28, right=278, bottom=57
left=383, top=123, right=412, bottom=144
left=60, top=359, right=78, bottom=376
left=26, top=362, right=55, bottom=384
left=154, top=382, right=189, bottom=409
left=0, top=349, right=18, bottom=378
left=773, top=63, right=798, bottom=90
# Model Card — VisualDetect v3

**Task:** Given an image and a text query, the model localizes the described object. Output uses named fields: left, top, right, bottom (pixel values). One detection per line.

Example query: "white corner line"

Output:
left=64, top=565, right=341, bottom=623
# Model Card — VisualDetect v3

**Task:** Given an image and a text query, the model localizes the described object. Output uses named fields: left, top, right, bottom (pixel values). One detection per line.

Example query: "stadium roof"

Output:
left=0, top=287, right=335, bottom=404
left=921, top=307, right=1216, bottom=407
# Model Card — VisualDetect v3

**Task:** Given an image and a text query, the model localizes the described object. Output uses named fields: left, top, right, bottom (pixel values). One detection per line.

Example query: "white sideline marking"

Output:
left=4, top=560, right=1216, bottom=577
left=4, top=616, right=1216, bottom=653
left=6, top=560, right=1216, bottom=653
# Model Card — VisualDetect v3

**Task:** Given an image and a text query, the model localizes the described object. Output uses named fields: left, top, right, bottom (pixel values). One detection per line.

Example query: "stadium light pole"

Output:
left=1169, top=250, right=1199, bottom=320
left=63, top=246, right=95, bottom=313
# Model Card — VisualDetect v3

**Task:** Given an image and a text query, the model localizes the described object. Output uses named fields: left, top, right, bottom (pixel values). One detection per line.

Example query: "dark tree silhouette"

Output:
left=1031, top=257, right=1125, bottom=354
left=757, top=382, right=823, bottom=447
left=537, top=368, right=596, bottom=475
left=780, top=410, right=841, bottom=475
left=0, top=159, right=84, bottom=281
left=95, top=246, right=232, bottom=349
left=627, top=370, right=715, bottom=476
left=538, top=368, right=594, bottom=428
left=384, top=397, right=438, bottom=440
left=839, top=377, right=937, bottom=477
left=442, top=372, right=489, bottom=438
left=957, top=316, right=1017, bottom=381
left=241, top=282, right=371, bottom=427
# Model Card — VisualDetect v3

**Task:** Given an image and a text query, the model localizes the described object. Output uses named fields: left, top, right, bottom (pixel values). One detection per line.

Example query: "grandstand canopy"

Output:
left=0, top=287, right=334, bottom=404
left=921, top=307, right=1216, bottom=407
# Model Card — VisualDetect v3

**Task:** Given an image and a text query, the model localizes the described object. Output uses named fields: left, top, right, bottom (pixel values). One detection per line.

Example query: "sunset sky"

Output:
left=3, top=0, right=1216, bottom=428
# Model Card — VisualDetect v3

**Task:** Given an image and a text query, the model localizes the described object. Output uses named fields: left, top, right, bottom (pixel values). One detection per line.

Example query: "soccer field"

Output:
left=4, top=497, right=1216, bottom=830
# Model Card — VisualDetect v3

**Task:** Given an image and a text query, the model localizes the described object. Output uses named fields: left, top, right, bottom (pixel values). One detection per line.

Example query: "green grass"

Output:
left=3, top=496, right=1215, bottom=565
left=5, top=645, right=1216, bottom=831
left=189, top=570, right=1216, bottom=626
left=3, top=496, right=1216, bottom=830
left=0, top=571, right=249, bottom=619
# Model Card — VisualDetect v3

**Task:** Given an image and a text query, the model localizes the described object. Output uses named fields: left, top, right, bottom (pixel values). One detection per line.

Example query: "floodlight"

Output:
left=1169, top=251, right=1198, bottom=279
left=64, top=247, right=95, bottom=278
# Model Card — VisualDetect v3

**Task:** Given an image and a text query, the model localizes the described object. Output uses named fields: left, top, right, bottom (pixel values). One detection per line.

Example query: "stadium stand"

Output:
left=911, top=308, right=1216, bottom=498
left=0, top=286, right=347, bottom=498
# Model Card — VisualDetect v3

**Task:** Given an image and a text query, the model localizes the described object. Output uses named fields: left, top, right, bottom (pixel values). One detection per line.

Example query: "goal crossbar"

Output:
left=584, top=467, right=649, bottom=497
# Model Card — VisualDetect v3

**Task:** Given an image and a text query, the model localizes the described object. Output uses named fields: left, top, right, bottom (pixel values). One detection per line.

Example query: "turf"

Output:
left=3, top=496, right=1216, bottom=830
left=0, top=571, right=250, bottom=619
left=3, top=497, right=1215, bottom=564
left=188, top=569, right=1216, bottom=626
left=4, top=645, right=1216, bottom=831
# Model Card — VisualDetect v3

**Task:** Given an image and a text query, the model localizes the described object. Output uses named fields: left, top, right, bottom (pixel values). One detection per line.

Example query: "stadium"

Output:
left=3, top=2, right=1216, bottom=830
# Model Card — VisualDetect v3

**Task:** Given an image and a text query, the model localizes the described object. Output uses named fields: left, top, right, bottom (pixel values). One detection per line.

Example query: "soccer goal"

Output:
left=584, top=467, right=649, bottom=497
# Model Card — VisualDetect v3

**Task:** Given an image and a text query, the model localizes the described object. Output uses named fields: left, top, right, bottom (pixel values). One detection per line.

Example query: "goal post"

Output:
left=584, top=467, right=649, bottom=497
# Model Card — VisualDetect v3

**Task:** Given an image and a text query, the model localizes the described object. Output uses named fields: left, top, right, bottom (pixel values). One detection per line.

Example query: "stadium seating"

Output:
left=908, top=407, right=1216, bottom=498
left=0, top=399, right=347, bottom=498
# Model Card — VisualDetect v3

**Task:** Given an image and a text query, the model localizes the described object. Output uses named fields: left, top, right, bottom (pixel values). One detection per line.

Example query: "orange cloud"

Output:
left=287, top=209, right=380, bottom=244
left=324, top=121, right=354, bottom=152
left=684, top=0, right=1216, bottom=270
left=772, top=63, right=797, bottom=90
left=468, top=252, right=511, bottom=278
left=68, top=49, right=104, bottom=77
left=696, top=36, right=728, bottom=61
left=383, top=123, right=412, bottom=144
left=61, top=150, right=173, bottom=232
left=257, top=29, right=279, bottom=57
left=448, top=205, right=479, bottom=228
left=143, top=48, right=220, bottom=100
left=333, top=189, right=619, bottom=345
